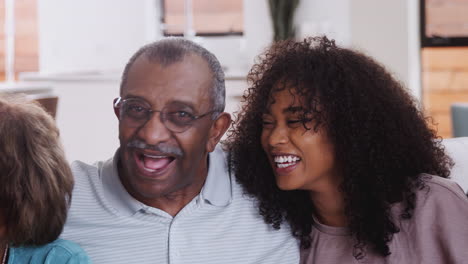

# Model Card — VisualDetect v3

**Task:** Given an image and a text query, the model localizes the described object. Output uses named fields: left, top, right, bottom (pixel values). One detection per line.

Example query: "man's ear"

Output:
left=113, top=98, right=120, bottom=119
left=206, top=112, right=232, bottom=152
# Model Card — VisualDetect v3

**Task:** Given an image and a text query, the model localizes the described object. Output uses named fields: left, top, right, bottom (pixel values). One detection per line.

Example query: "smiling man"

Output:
left=61, top=38, right=299, bottom=264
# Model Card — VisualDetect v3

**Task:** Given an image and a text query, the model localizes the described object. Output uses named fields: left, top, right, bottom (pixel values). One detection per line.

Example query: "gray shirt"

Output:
left=301, top=175, right=468, bottom=264
left=61, top=146, right=300, bottom=264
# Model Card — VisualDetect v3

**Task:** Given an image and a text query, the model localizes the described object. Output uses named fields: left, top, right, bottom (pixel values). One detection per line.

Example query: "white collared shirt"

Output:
left=61, top=146, right=300, bottom=264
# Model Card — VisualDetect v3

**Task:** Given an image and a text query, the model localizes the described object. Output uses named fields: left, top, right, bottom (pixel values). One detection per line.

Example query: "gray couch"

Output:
left=444, top=137, right=468, bottom=192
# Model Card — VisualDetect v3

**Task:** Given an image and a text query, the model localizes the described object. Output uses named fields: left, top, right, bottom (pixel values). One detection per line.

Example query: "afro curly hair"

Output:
left=227, top=36, right=453, bottom=258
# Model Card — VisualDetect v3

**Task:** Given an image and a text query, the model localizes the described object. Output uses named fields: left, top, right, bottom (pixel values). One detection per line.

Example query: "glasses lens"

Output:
left=162, top=106, right=196, bottom=132
left=121, top=99, right=150, bottom=127
left=117, top=99, right=209, bottom=133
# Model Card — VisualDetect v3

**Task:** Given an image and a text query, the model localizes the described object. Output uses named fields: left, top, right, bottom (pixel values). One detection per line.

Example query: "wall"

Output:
left=294, top=0, right=350, bottom=46
left=37, top=0, right=160, bottom=74
left=349, top=0, right=421, bottom=100
left=350, top=0, right=409, bottom=85
left=242, top=0, right=273, bottom=67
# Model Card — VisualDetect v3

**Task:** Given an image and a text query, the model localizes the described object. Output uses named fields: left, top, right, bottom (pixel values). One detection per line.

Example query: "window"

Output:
left=162, top=0, right=243, bottom=37
left=0, top=0, right=39, bottom=81
left=421, top=0, right=468, bottom=47
left=421, top=0, right=468, bottom=138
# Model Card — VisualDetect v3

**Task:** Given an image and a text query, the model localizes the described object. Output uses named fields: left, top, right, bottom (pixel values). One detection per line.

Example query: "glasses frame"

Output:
left=114, top=97, right=218, bottom=133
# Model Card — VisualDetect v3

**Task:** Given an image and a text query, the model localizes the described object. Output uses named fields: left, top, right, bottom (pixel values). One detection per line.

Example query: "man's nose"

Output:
left=137, top=112, right=172, bottom=145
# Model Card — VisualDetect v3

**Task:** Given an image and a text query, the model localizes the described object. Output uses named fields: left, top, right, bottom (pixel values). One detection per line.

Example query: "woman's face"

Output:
left=261, top=87, right=339, bottom=191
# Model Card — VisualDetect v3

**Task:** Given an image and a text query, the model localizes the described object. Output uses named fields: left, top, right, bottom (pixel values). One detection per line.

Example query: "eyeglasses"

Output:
left=114, top=97, right=217, bottom=133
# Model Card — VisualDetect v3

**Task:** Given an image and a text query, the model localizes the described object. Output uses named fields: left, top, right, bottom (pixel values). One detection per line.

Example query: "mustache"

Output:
left=127, top=139, right=184, bottom=157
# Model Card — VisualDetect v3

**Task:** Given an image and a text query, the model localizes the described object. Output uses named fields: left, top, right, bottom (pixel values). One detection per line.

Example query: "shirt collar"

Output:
left=101, top=145, right=232, bottom=216
left=200, top=145, right=232, bottom=207
left=101, top=150, right=145, bottom=216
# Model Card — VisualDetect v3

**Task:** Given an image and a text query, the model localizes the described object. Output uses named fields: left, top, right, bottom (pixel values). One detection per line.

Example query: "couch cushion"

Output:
left=443, top=137, right=468, bottom=192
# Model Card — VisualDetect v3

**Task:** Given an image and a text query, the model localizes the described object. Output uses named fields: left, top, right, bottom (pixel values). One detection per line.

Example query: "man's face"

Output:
left=117, top=54, right=216, bottom=204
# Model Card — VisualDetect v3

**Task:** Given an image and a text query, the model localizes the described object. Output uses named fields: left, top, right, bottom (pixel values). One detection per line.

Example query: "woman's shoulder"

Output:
left=10, top=239, right=91, bottom=264
left=411, top=174, right=468, bottom=218
left=390, top=175, right=468, bottom=263
left=44, top=239, right=88, bottom=255
left=420, top=174, right=467, bottom=201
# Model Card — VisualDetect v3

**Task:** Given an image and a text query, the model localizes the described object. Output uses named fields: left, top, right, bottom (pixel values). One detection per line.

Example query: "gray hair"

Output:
left=120, top=37, right=226, bottom=114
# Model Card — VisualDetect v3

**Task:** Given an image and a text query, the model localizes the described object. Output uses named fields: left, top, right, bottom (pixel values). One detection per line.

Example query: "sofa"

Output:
left=443, top=137, right=468, bottom=192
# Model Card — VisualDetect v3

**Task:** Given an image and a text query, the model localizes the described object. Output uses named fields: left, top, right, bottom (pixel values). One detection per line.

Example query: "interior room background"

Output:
left=1, top=0, right=467, bottom=163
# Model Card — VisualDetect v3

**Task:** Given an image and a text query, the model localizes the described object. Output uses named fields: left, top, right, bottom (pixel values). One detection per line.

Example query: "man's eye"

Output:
left=177, top=111, right=191, bottom=117
left=168, top=111, right=194, bottom=124
left=128, top=105, right=145, bottom=112
left=124, top=103, right=148, bottom=119
left=173, top=111, right=194, bottom=119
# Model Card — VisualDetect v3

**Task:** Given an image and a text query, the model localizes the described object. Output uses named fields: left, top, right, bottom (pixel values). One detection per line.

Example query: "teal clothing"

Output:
left=8, top=239, right=91, bottom=264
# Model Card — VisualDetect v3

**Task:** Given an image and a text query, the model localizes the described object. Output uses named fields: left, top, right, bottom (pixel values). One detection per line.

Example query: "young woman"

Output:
left=0, top=95, right=91, bottom=263
left=228, top=37, right=468, bottom=263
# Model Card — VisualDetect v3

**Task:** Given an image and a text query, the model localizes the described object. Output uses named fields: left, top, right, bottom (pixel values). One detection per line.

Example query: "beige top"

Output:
left=301, top=175, right=468, bottom=264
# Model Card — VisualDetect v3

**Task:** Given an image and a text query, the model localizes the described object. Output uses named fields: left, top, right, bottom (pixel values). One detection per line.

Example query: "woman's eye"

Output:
left=286, top=120, right=301, bottom=128
left=287, top=120, right=302, bottom=124
left=262, top=120, right=274, bottom=127
left=287, top=118, right=312, bottom=128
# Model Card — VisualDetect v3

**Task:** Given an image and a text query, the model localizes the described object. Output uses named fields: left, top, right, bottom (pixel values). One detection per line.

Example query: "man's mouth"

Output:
left=273, top=155, right=301, bottom=169
left=137, top=152, right=176, bottom=173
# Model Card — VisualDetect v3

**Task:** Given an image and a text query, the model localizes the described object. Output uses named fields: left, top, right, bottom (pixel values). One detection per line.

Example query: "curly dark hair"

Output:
left=227, top=36, right=453, bottom=258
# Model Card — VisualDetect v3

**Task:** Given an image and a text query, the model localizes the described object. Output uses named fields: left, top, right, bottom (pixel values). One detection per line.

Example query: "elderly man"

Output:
left=61, top=38, right=299, bottom=263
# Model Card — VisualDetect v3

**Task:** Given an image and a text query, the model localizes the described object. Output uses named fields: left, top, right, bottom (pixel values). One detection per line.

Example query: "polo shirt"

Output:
left=61, top=146, right=299, bottom=264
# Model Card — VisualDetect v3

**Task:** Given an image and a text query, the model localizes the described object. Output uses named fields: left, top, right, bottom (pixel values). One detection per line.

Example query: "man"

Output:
left=61, top=38, right=299, bottom=264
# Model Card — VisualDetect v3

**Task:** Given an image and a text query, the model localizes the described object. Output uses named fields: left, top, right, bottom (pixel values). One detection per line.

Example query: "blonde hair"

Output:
left=0, top=94, right=73, bottom=246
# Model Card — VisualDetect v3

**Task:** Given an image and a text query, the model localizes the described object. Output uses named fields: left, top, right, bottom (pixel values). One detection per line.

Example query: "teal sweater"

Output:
left=7, top=239, right=91, bottom=264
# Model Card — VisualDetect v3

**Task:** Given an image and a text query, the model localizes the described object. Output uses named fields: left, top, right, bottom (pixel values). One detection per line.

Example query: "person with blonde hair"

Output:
left=0, top=94, right=91, bottom=263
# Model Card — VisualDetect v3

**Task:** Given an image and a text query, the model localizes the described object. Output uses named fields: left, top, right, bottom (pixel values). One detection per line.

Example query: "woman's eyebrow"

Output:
left=283, top=106, right=304, bottom=114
